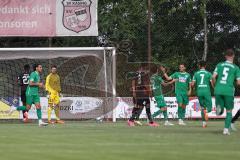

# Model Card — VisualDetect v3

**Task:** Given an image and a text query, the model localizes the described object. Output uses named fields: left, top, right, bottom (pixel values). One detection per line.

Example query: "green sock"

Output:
left=178, top=107, right=182, bottom=119
left=201, top=109, right=205, bottom=121
left=225, top=112, right=232, bottom=129
left=36, top=109, right=42, bottom=120
left=152, top=110, right=161, bottom=118
left=163, top=110, right=168, bottom=120
left=17, top=106, right=27, bottom=111
left=182, top=108, right=186, bottom=119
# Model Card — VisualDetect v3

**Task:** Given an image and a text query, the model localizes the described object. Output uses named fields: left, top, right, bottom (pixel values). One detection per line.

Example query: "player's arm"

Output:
left=166, top=79, right=177, bottom=85
left=160, top=66, right=173, bottom=81
left=57, top=75, right=61, bottom=93
left=212, top=66, right=218, bottom=87
left=188, top=76, right=192, bottom=96
left=188, top=82, right=192, bottom=96
left=29, top=80, right=44, bottom=88
left=29, top=73, right=43, bottom=88
left=212, top=73, right=217, bottom=87
left=45, top=75, right=54, bottom=93
left=132, top=79, right=136, bottom=98
left=235, top=68, right=240, bottom=86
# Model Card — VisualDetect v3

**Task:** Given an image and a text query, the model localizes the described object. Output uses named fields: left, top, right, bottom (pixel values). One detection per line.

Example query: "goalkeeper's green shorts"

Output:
left=26, top=94, right=40, bottom=105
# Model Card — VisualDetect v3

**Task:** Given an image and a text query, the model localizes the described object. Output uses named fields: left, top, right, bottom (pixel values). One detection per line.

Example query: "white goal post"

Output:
left=0, top=47, right=117, bottom=122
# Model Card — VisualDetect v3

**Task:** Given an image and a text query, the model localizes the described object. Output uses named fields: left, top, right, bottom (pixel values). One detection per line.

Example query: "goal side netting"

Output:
left=0, top=47, right=117, bottom=122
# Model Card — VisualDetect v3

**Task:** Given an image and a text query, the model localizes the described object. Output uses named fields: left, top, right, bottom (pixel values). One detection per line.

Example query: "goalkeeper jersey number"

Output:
left=214, top=61, right=240, bottom=96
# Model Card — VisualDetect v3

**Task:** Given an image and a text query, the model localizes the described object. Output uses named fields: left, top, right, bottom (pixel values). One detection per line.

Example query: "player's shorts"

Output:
left=198, top=94, right=212, bottom=112
left=26, top=94, right=40, bottom=105
left=176, top=94, right=189, bottom=105
left=135, top=97, right=150, bottom=108
left=48, top=93, right=60, bottom=105
left=20, top=90, right=26, bottom=104
left=154, top=95, right=167, bottom=108
left=215, top=95, right=234, bottom=110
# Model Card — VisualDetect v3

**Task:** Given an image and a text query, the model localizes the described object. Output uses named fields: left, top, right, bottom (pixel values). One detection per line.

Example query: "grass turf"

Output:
left=0, top=120, right=240, bottom=160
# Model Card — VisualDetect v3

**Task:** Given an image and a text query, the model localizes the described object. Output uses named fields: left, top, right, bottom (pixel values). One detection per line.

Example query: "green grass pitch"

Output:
left=0, top=121, right=240, bottom=160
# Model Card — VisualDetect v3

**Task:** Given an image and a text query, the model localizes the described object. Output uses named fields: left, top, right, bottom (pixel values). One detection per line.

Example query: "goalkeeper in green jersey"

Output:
left=161, top=63, right=192, bottom=125
left=192, top=61, right=213, bottom=128
left=9, top=64, right=48, bottom=127
left=212, top=49, right=240, bottom=135
left=150, top=65, right=174, bottom=126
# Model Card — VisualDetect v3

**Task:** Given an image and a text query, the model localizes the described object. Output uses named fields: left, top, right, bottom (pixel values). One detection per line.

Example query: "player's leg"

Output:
left=215, top=95, right=224, bottom=115
left=199, top=96, right=207, bottom=127
left=8, top=95, right=32, bottom=115
left=176, top=94, right=183, bottom=120
left=153, top=96, right=173, bottom=125
left=128, top=98, right=141, bottom=126
left=33, top=95, right=48, bottom=126
left=145, top=98, right=159, bottom=126
left=47, top=94, right=54, bottom=124
left=21, top=92, right=29, bottom=123
left=181, top=94, right=189, bottom=120
left=152, top=96, right=162, bottom=118
left=53, top=94, right=64, bottom=124
left=231, top=108, right=240, bottom=131
left=176, top=94, right=186, bottom=125
left=223, top=96, right=234, bottom=135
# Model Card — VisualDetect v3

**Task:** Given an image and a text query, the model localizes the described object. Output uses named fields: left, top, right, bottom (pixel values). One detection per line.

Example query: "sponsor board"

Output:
left=0, top=0, right=98, bottom=36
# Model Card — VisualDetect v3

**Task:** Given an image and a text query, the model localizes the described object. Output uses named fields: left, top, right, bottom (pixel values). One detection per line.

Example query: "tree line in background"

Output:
left=0, top=0, right=240, bottom=96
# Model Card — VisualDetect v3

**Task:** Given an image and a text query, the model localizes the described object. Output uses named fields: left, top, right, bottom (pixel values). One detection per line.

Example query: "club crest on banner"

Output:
left=62, top=0, right=92, bottom=33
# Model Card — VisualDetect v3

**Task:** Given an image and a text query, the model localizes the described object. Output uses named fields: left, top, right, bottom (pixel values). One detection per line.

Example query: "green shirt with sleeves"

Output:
left=150, top=73, right=163, bottom=97
left=170, top=72, right=191, bottom=95
left=214, top=61, right=240, bottom=96
left=192, top=69, right=212, bottom=96
left=26, top=71, right=40, bottom=96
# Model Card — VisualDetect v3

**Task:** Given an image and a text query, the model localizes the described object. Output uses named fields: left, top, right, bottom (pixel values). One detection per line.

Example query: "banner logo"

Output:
left=62, top=0, right=92, bottom=33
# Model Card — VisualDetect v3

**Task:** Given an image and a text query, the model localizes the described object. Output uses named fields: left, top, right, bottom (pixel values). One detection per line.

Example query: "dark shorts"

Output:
left=134, top=97, right=150, bottom=107
left=21, top=91, right=26, bottom=104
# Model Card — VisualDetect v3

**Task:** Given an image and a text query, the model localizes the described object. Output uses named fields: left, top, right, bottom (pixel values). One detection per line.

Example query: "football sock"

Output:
left=36, top=108, right=42, bottom=120
left=54, top=106, right=60, bottom=121
left=48, top=105, right=53, bottom=121
left=178, top=107, right=182, bottom=119
left=152, top=110, right=161, bottom=118
left=182, top=108, right=186, bottom=119
left=225, top=112, right=232, bottom=129
left=22, top=110, right=27, bottom=118
left=17, top=106, right=27, bottom=111
left=163, top=110, right=168, bottom=120
left=129, top=107, right=139, bottom=121
left=231, top=109, right=240, bottom=123
left=201, top=108, right=205, bottom=121
left=146, top=107, right=153, bottom=123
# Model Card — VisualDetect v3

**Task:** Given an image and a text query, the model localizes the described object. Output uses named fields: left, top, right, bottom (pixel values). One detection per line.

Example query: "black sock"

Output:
left=22, top=110, right=27, bottom=118
left=129, top=107, right=140, bottom=121
left=146, top=106, right=153, bottom=123
left=232, top=109, right=240, bottom=123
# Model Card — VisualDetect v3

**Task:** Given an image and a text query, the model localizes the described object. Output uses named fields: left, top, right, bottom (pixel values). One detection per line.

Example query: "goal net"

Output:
left=0, top=47, right=117, bottom=121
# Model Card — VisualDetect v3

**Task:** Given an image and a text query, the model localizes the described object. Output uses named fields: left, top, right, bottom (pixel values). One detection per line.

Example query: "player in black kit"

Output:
left=128, top=63, right=159, bottom=127
left=17, top=64, right=30, bottom=122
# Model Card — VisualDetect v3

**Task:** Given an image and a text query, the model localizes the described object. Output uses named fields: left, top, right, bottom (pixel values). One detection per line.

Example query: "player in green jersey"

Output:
left=161, top=63, right=192, bottom=125
left=192, top=61, right=213, bottom=128
left=212, top=49, right=240, bottom=135
left=9, top=64, right=48, bottom=127
left=150, top=65, right=174, bottom=126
